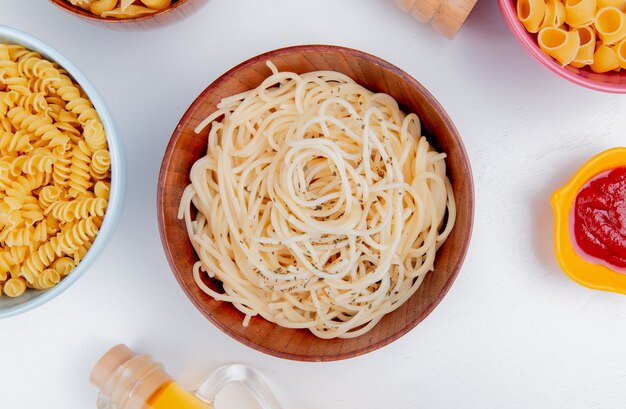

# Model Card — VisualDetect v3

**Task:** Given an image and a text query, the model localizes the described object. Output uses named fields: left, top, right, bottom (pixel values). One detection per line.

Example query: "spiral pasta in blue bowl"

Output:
left=0, top=25, right=126, bottom=318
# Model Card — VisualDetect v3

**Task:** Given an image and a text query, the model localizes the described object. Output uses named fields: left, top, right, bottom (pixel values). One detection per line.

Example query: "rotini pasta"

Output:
left=0, top=44, right=111, bottom=297
left=46, top=197, right=107, bottom=222
left=517, top=0, right=626, bottom=72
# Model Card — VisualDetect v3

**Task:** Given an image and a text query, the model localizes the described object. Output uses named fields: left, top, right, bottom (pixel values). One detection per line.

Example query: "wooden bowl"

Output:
left=49, top=0, right=208, bottom=30
left=158, top=45, right=474, bottom=361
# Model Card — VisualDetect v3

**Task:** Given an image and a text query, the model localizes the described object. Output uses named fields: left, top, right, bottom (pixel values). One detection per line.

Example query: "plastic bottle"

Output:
left=91, top=344, right=282, bottom=409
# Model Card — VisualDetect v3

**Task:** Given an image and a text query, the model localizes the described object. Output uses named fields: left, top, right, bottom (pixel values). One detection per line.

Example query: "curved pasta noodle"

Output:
left=572, top=26, right=596, bottom=65
left=31, top=268, right=60, bottom=290
left=565, top=0, right=598, bottom=27
left=591, top=43, right=621, bottom=71
left=615, top=38, right=626, bottom=67
left=598, top=0, right=626, bottom=10
left=517, top=0, right=547, bottom=32
left=596, top=6, right=626, bottom=44
left=538, top=27, right=581, bottom=65
left=541, top=0, right=568, bottom=28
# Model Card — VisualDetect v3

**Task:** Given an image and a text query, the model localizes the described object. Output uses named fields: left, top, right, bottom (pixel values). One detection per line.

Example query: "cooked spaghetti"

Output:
left=179, top=63, right=456, bottom=339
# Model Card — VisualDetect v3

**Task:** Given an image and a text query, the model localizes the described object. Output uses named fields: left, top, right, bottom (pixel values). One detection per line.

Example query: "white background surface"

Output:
left=2, top=1, right=626, bottom=408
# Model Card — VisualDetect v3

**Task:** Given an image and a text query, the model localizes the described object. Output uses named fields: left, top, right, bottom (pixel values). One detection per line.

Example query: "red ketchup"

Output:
left=572, top=167, right=626, bottom=271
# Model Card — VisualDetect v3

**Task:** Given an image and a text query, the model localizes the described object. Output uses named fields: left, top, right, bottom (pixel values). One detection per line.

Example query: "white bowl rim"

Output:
left=0, top=24, right=127, bottom=319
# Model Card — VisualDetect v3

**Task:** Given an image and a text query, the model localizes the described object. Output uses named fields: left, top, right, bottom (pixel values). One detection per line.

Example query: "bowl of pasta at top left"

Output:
left=0, top=25, right=126, bottom=319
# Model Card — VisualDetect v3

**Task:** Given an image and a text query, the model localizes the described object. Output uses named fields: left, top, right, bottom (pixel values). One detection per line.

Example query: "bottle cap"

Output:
left=90, top=344, right=135, bottom=389
left=91, top=345, right=172, bottom=409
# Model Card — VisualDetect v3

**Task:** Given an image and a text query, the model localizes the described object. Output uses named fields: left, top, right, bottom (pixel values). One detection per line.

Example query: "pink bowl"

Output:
left=498, top=0, right=626, bottom=93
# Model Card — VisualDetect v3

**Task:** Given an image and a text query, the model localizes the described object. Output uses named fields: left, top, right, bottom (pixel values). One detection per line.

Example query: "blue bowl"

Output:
left=0, top=25, right=126, bottom=318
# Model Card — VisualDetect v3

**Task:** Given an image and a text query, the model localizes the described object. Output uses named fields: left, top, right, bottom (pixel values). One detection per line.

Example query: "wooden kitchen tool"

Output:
left=397, top=0, right=479, bottom=39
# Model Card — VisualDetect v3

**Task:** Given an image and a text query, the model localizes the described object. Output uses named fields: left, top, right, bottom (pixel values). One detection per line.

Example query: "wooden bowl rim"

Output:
left=157, top=44, right=475, bottom=361
left=49, top=0, right=192, bottom=23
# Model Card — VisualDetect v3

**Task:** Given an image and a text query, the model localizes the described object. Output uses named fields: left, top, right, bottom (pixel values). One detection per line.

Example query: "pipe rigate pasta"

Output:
left=616, top=38, right=626, bottom=67
left=46, top=197, right=107, bottom=222
left=591, top=44, right=621, bottom=71
left=538, top=27, right=581, bottom=65
left=0, top=44, right=111, bottom=297
left=540, top=0, right=567, bottom=29
left=598, top=0, right=626, bottom=9
left=517, top=0, right=626, bottom=71
left=517, top=0, right=546, bottom=32
left=565, top=0, right=598, bottom=28
left=596, top=7, right=626, bottom=44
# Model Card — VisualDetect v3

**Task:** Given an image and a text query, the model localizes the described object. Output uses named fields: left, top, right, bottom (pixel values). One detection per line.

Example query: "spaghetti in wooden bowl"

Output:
left=158, top=45, right=474, bottom=361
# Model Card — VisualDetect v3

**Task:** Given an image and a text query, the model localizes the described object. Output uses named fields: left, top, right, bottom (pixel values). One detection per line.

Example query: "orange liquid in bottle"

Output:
left=147, top=381, right=213, bottom=409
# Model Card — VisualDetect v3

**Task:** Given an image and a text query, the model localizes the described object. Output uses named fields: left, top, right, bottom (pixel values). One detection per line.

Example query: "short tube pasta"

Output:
left=541, top=0, right=568, bottom=29
left=565, top=0, right=598, bottom=27
left=591, top=44, right=620, bottom=71
left=596, top=7, right=626, bottom=44
left=597, top=0, right=626, bottom=10
left=518, top=0, right=547, bottom=32
left=517, top=0, right=626, bottom=71
left=615, top=38, right=626, bottom=67
left=538, top=27, right=581, bottom=65
left=573, top=26, right=597, bottom=65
